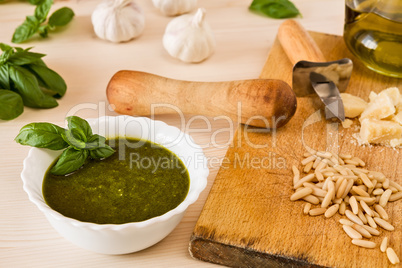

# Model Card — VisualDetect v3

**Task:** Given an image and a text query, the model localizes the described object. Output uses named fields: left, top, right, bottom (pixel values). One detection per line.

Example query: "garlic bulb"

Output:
left=152, top=0, right=197, bottom=16
left=91, top=0, right=145, bottom=43
left=163, top=8, right=216, bottom=63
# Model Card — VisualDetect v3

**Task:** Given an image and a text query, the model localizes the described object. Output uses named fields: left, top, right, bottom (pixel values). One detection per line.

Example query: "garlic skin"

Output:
left=163, top=8, right=216, bottom=63
left=152, top=0, right=197, bottom=16
left=91, top=0, right=145, bottom=43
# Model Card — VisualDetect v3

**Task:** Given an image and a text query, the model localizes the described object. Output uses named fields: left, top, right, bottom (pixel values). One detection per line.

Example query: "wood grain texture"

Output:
left=189, top=32, right=402, bottom=268
left=106, top=70, right=297, bottom=128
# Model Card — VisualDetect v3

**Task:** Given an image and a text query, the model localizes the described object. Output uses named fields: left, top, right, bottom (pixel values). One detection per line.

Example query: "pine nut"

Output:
left=292, top=165, right=300, bottom=186
left=389, top=192, right=402, bottom=202
left=317, top=151, right=332, bottom=159
left=303, top=161, right=314, bottom=173
left=336, top=178, right=348, bottom=199
left=372, top=188, right=384, bottom=196
left=301, top=155, right=315, bottom=166
left=358, top=209, right=368, bottom=224
left=339, top=218, right=354, bottom=226
left=351, top=224, right=372, bottom=238
left=359, top=173, right=374, bottom=189
left=294, top=174, right=316, bottom=189
left=360, top=200, right=374, bottom=217
left=365, top=214, right=377, bottom=229
left=342, top=225, right=362, bottom=239
left=309, top=207, right=326, bottom=216
left=373, top=217, right=394, bottom=231
left=290, top=187, right=313, bottom=201
left=373, top=204, right=389, bottom=220
left=380, top=237, right=388, bottom=253
left=324, top=204, right=339, bottom=218
left=379, top=189, right=392, bottom=207
left=321, top=186, right=335, bottom=208
left=345, top=210, right=363, bottom=225
left=302, top=195, right=320, bottom=205
left=352, top=186, right=370, bottom=197
left=349, top=196, right=359, bottom=214
left=351, top=239, right=376, bottom=248
left=303, top=203, right=311, bottom=215
left=339, top=202, right=346, bottom=215
left=386, top=247, right=400, bottom=265
left=383, top=179, right=390, bottom=189
left=389, top=180, right=402, bottom=191
left=361, top=225, right=380, bottom=236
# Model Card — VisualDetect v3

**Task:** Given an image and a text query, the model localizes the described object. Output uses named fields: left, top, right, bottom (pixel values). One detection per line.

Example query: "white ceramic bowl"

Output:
left=21, top=116, right=209, bottom=254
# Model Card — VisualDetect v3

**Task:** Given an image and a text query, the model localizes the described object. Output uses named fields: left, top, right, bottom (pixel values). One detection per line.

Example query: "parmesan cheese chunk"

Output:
left=396, top=102, right=402, bottom=113
left=383, top=87, right=401, bottom=106
left=389, top=138, right=402, bottom=148
left=368, top=91, right=378, bottom=103
left=392, top=111, right=402, bottom=125
left=340, top=93, right=368, bottom=118
left=360, top=118, right=402, bottom=144
left=341, top=118, right=353, bottom=128
left=360, top=91, right=395, bottom=121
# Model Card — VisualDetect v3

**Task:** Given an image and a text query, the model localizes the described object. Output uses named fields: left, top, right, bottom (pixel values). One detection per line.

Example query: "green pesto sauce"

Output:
left=43, top=138, right=190, bottom=224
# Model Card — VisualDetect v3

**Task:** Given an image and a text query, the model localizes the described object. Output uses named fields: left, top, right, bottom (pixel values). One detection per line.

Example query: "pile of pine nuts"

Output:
left=291, top=150, right=401, bottom=265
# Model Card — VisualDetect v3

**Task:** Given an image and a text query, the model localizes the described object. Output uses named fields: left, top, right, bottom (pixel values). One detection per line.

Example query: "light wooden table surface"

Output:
left=0, top=0, right=345, bottom=267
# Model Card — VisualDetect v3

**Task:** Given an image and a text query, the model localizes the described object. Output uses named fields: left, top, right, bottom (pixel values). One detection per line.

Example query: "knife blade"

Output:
left=310, top=71, right=345, bottom=121
left=278, top=20, right=353, bottom=121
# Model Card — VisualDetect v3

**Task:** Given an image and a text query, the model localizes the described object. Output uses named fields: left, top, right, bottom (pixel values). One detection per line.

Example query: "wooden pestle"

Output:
left=278, top=19, right=327, bottom=65
left=106, top=70, right=297, bottom=128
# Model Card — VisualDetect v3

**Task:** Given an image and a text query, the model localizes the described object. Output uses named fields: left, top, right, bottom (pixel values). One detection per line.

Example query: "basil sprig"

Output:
left=15, top=116, right=115, bottom=176
left=249, top=0, right=301, bottom=19
left=12, top=0, right=74, bottom=43
left=0, top=43, right=66, bottom=120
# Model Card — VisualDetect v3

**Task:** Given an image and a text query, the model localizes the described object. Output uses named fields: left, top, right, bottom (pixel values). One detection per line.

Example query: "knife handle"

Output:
left=278, top=19, right=326, bottom=65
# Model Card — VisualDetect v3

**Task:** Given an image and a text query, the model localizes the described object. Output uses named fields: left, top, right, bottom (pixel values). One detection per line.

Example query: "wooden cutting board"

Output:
left=189, top=32, right=402, bottom=268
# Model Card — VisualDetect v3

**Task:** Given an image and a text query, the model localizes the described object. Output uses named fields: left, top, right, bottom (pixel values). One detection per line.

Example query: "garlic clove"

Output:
left=163, top=8, right=216, bottom=63
left=152, top=0, right=197, bottom=16
left=92, top=0, right=145, bottom=43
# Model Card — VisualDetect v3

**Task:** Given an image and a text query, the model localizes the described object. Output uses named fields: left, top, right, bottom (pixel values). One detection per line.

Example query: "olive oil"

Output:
left=344, top=5, right=402, bottom=78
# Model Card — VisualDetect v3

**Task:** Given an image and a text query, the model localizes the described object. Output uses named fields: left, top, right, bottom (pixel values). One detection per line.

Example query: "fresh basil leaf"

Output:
left=61, top=129, right=87, bottom=149
left=31, top=57, right=47, bottom=67
left=0, top=64, right=10, bottom=89
left=8, top=51, right=46, bottom=65
left=89, top=145, right=115, bottom=160
left=249, top=0, right=301, bottom=19
left=0, top=43, right=13, bottom=52
left=9, top=65, right=58, bottom=108
left=50, top=147, right=88, bottom=175
left=12, top=16, right=40, bottom=43
left=26, top=63, right=66, bottom=97
left=85, top=134, right=108, bottom=150
left=38, top=24, right=49, bottom=38
left=71, top=128, right=87, bottom=142
left=87, top=134, right=115, bottom=158
left=48, top=7, right=74, bottom=27
left=38, top=92, right=59, bottom=108
left=86, top=135, right=102, bottom=149
left=34, top=0, right=53, bottom=22
left=0, top=48, right=13, bottom=64
left=88, top=134, right=106, bottom=144
left=29, top=0, right=44, bottom=5
left=0, top=90, right=24, bottom=120
left=66, top=116, right=93, bottom=138
left=15, top=122, right=68, bottom=150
